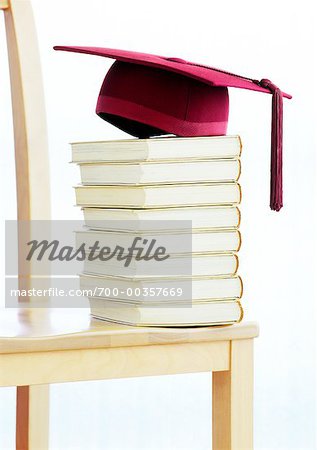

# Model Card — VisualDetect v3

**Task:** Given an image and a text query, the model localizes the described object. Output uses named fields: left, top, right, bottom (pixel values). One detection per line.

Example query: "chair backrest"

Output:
left=1, top=0, right=50, bottom=291
left=1, top=0, right=50, bottom=220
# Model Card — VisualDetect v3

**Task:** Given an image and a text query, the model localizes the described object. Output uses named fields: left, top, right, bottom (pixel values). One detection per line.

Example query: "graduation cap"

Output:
left=54, top=45, right=291, bottom=211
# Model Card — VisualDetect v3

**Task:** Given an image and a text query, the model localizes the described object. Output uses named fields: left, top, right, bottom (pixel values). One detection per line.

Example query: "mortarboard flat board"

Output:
left=54, top=45, right=292, bottom=211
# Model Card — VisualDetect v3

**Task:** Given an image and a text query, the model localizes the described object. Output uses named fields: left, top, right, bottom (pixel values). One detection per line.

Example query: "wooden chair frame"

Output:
left=1, top=0, right=50, bottom=448
left=0, top=1, right=258, bottom=449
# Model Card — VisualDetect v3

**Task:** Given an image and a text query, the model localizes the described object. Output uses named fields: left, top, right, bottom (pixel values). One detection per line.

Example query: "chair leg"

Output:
left=212, top=339, right=253, bottom=450
left=16, top=385, right=49, bottom=450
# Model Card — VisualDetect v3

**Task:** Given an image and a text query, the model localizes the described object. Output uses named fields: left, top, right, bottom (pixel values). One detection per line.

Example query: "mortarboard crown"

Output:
left=54, top=46, right=291, bottom=211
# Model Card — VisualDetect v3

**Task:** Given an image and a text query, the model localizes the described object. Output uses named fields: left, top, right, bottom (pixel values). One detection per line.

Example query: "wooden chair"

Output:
left=0, top=1, right=259, bottom=449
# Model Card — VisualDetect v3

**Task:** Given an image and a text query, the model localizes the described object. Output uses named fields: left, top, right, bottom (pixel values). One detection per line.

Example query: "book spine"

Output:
left=236, top=299, right=244, bottom=323
left=237, top=135, right=243, bottom=157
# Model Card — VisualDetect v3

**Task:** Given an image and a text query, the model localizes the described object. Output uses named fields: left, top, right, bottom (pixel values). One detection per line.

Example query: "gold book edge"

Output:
left=75, top=201, right=240, bottom=210
left=237, top=135, right=243, bottom=157
left=237, top=229, right=242, bottom=252
left=81, top=204, right=241, bottom=211
left=239, top=275, right=244, bottom=298
left=237, top=158, right=241, bottom=182
left=80, top=272, right=243, bottom=282
left=73, top=157, right=241, bottom=165
left=74, top=181, right=241, bottom=189
left=237, top=206, right=241, bottom=228
left=236, top=299, right=244, bottom=323
left=90, top=315, right=243, bottom=327
left=233, top=253, right=239, bottom=275
left=237, top=182, right=242, bottom=204
left=75, top=157, right=241, bottom=166
left=90, top=297, right=242, bottom=305
left=77, top=227, right=240, bottom=235
left=90, top=297, right=244, bottom=327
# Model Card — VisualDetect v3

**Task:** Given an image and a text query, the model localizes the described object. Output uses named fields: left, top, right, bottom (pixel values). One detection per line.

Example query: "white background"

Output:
left=0, top=0, right=316, bottom=449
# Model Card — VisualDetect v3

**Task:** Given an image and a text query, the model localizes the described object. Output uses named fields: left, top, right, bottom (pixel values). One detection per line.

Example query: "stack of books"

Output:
left=73, top=135, right=243, bottom=326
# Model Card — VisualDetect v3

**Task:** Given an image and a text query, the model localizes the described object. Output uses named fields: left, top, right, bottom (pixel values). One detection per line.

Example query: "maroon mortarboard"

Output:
left=54, top=45, right=292, bottom=211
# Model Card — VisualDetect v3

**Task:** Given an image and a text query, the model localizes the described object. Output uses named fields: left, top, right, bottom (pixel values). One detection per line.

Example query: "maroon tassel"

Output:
left=260, top=79, right=283, bottom=211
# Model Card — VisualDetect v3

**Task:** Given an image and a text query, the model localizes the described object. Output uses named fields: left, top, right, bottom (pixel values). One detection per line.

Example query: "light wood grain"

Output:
left=4, top=0, right=50, bottom=221
left=3, top=0, right=51, bottom=447
left=16, top=385, right=49, bottom=450
left=4, top=0, right=50, bottom=293
left=0, top=0, right=9, bottom=10
left=212, top=339, right=253, bottom=450
left=0, top=340, right=230, bottom=386
left=0, top=308, right=259, bottom=354
left=212, top=370, right=231, bottom=449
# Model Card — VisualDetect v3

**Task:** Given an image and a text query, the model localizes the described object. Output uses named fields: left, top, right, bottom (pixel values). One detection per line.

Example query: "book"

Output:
left=83, top=252, right=238, bottom=278
left=79, top=274, right=243, bottom=302
left=82, top=205, right=241, bottom=231
left=71, top=135, right=242, bottom=163
left=89, top=298, right=243, bottom=326
left=75, top=182, right=241, bottom=208
left=71, top=135, right=244, bottom=327
left=76, top=229, right=241, bottom=254
left=78, top=159, right=240, bottom=185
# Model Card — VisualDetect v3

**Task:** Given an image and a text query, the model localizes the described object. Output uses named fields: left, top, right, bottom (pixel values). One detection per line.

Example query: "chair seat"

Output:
left=0, top=308, right=259, bottom=354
